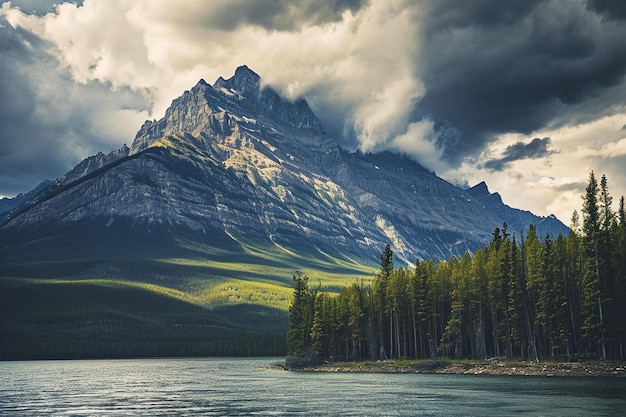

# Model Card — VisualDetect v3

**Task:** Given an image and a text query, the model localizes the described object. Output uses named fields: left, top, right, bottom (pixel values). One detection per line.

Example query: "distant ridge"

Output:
left=466, top=181, right=568, bottom=239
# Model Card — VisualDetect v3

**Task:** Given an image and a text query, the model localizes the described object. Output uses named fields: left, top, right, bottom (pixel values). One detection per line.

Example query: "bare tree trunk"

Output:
left=596, top=241, right=607, bottom=361
left=389, top=308, right=394, bottom=359
left=395, top=309, right=401, bottom=358
left=411, top=290, right=418, bottom=358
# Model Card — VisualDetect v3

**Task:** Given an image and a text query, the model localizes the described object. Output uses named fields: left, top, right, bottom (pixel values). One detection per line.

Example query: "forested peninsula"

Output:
left=286, top=172, right=626, bottom=373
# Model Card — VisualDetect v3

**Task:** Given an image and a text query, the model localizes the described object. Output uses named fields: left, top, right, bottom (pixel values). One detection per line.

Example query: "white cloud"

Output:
left=3, top=0, right=424, bottom=143
left=0, top=1, right=150, bottom=196
left=443, top=113, right=626, bottom=224
left=389, top=119, right=449, bottom=172
left=579, top=137, right=626, bottom=159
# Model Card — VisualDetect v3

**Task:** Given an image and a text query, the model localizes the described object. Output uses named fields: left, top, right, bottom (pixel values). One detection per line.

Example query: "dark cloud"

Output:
left=185, top=0, right=369, bottom=32
left=481, top=137, right=557, bottom=172
left=0, top=24, right=58, bottom=195
left=551, top=179, right=588, bottom=194
left=586, top=0, right=626, bottom=20
left=424, top=0, right=545, bottom=30
left=0, top=17, right=148, bottom=197
left=414, top=0, right=626, bottom=163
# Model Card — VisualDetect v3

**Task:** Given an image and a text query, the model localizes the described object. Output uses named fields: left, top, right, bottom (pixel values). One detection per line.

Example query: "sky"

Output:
left=2, top=0, right=626, bottom=224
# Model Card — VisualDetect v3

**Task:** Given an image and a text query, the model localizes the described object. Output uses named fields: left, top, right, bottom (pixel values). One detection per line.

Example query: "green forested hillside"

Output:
left=288, top=172, right=626, bottom=362
left=0, top=238, right=374, bottom=360
left=0, top=277, right=287, bottom=360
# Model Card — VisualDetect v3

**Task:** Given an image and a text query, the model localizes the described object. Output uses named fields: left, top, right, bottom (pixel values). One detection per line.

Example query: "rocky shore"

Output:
left=292, top=359, right=626, bottom=377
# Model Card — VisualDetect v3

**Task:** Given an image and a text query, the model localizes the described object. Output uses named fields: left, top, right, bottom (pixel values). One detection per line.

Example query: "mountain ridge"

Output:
left=466, top=181, right=567, bottom=239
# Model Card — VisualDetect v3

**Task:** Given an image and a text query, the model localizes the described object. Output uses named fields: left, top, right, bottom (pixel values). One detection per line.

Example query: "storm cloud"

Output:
left=415, top=0, right=626, bottom=164
left=586, top=0, right=626, bottom=20
left=0, top=5, right=148, bottom=196
left=161, top=0, right=369, bottom=32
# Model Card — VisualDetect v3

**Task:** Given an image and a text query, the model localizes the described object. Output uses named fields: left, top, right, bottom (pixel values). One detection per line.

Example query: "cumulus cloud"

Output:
left=389, top=119, right=447, bottom=172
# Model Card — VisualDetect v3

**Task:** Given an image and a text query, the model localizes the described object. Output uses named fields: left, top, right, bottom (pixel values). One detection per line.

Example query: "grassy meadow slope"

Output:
left=0, top=277, right=287, bottom=359
left=0, top=234, right=376, bottom=360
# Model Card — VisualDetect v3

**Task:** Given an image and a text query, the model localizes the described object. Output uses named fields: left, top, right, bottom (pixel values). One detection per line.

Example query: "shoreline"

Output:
left=290, top=359, right=626, bottom=377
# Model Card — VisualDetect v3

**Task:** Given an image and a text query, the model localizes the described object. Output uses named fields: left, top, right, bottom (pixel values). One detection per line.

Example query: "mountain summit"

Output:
left=130, top=65, right=326, bottom=157
left=0, top=66, right=568, bottom=275
left=214, top=64, right=261, bottom=96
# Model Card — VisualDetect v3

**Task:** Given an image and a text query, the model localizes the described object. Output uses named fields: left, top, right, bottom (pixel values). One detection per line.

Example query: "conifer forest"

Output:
left=287, top=172, right=626, bottom=362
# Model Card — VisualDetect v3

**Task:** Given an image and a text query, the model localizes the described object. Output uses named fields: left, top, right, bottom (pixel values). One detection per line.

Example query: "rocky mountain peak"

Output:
left=214, top=65, right=261, bottom=97
left=468, top=181, right=490, bottom=199
left=468, top=181, right=505, bottom=206
left=129, top=65, right=328, bottom=156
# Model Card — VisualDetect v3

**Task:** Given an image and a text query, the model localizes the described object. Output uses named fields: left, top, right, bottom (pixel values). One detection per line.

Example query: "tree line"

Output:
left=0, top=334, right=286, bottom=361
left=287, top=172, right=626, bottom=362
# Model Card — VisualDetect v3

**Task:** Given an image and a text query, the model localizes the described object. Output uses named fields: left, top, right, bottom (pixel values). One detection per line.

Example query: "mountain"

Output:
left=0, top=65, right=569, bottom=357
left=1, top=66, right=567, bottom=267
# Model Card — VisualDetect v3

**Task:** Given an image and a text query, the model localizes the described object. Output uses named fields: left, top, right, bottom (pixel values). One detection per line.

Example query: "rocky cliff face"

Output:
left=0, top=65, right=568, bottom=270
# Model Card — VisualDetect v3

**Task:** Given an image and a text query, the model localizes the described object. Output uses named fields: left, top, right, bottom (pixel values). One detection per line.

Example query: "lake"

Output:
left=1, top=358, right=625, bottom=416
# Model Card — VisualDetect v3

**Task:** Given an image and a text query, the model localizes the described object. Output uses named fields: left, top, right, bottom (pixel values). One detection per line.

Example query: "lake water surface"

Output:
left=1, top=358, right=625, bottom=416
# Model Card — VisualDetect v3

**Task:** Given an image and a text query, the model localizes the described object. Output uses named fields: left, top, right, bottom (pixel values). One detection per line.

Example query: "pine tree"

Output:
left=570, top=210, right=581, bottom=234
left=310, top=292, right=328, bottom=360
left=380, top=244, right=394, bottom=280
left=415, top=259, right=436, bottom=358
left=345, top=283, right=367, bottom=360
left=552, top=233, right=572, bottom=357
left=470, top=247, right=489, bottom=359
left=520, top=226, right=540, bottom=360
left=617, top=196, right=626, bottom=359
left=581, top=171, right=606, bottom=359
left=286, top=273, right=314, bottom=358
left=371, top=244, right=394, bottom=359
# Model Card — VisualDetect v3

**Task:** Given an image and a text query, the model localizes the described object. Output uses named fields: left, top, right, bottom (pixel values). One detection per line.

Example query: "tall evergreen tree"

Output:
left=617, top=196, right=626, bottom=359
left=566, top=215, right=584, bottom=356
left=371, top=244, right=394, bottom=359
left=287, top=273, right=314, bottom=358
left=470, top=247, right=490, bottom=359
left=380, top=244, right=394, bottom=280
left=581, top=171, right=606, bottom=359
